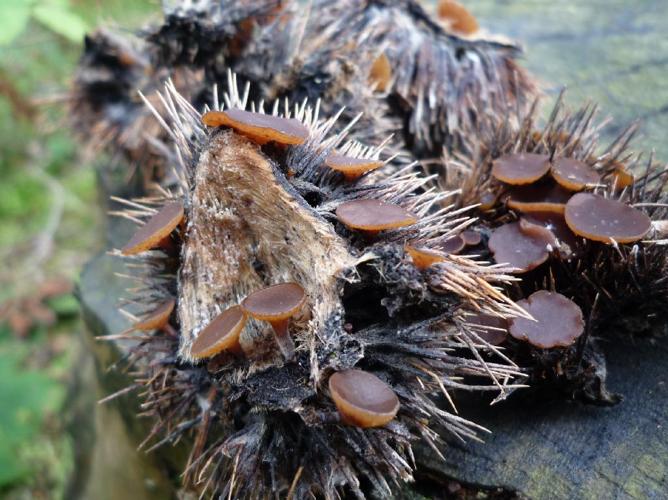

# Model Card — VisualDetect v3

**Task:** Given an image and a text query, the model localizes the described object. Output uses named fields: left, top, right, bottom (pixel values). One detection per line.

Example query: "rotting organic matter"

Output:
left=69, top=0, right=668, bottom=496
left=102, top=76, right=526, bottom=498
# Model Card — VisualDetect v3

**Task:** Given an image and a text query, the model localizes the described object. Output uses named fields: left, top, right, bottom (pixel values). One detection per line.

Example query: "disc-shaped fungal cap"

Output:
left=564, top=193, right=652, bottom=244
left=461, top=230, right=482, bottom=246
left=121, top=201, right=184, bottom=255
left=437, top=0, right=479, bottom=35
left=505, top=181, right=572, bottom=214
left=325, top=153, right=384, bottom=180
left=521, top=211, right=579, bottom=258
left=336, top=199, right=417, bottom=232
left=488, top=222, right=552, bottom=273
left=201, top=109, right=309, bottom=146
left=405, top=244, right=446, bottom=269
left=191, top=306, right=247, bottom=359
left=467, top=313, right=508, bottom=346
left=241, top=283, right=306, bottom=322
left=551, top=157, right=601, bottom=191
left=440, top=235, right=466, bottom=255
left=329, top=369, right=400, bottom=428
left=509, top=291, right=584, bottom=348
left=134, top=299, right=175, bottom=331
left=368, top=52, right=392, bottom=92
left=492, top=153, right=551, bottom=186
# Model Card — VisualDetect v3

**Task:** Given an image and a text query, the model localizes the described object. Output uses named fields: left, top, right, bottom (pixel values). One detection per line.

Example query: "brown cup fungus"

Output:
left=521, top=211, right=579, bottom=258
left=133, top=299, right=176, bottom=332
left=440, top=235, right=467, bottom=255
left=478, top=191, right=499, bottom=211
left=611, top=165, right=634, bottom=189
left=488, top=222, right=553, bottom=273
left=191, top=305, right=247, bottom=359
left=466, top=313, right=509, bottom=346
left=491, top=153, right=551, bottom=186
left=509, top=291, right=584, bottom=349
left=241, top=282, right=306, bottom=360
left=460, top=229, right=482, bottom=246
left=437, top=0, right=479, bottom=35
left=368, top=52, right=392, bottom=92
left=121, top=201, right=184, bottom=255
left=335, top=199, right=417, bottom=235
left=325, top=153, right=384, bottom=181
left=564, top=193, right=651, bottom=244
left=201, top=108, right=309, bottom=146
left=405, top=244, right=446, bottom=269
left=505, top=182, right=572, bottom=214
left=328, top=369, right=400, bottom=428
left=550, top=157, right=601, bottom=191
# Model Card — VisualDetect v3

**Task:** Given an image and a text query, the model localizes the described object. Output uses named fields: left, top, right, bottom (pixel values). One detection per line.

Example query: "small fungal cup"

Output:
left=335, top=199, right=417, bottom=236
left=201, top=108, right=309, bottom=146
left=191, top=305, right=247, bottom=359
left=121, top=201, right=184, bottom=256
left=329, top=369, right=400, bottom=428
left=241, top=282, right=306, bottom=360
left=564, top=193, right=651, bottom=244
left=509, top=291, right=584, bottom=349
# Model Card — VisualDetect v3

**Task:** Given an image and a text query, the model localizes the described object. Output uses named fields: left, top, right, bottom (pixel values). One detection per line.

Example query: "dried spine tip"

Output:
left=564, top=193, right=652, bottom=244
left=121, top=201, right=184, bottom=255
left=509, top=291, right=584, bottom=348
left=201, top=108, right=309, bottom=145
left=492, top=153, right=551, bottom=185
left=133, top=299, right=175, bottom=331
left=190, top=305, right=247, bottom=359
left=488, top=222, right=553, bottom=273
left=335, top=199, right=417, bottom=233
left=550, top=157, right=601, bottom=191
left=329, top=369, right=400, bottom=428
left=241, top=282, right=306, bottom=360
left=325, top=153, right=384, bottom=181
left=405, top=244, right=446, bottom=269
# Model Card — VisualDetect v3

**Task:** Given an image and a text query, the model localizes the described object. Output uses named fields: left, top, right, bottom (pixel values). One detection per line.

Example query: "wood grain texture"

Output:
left=464, top=0, right=668, bottom=160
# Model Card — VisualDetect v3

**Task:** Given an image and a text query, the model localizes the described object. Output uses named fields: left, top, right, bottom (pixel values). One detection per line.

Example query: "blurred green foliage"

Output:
left=0, top=0, right=88, bottom=46
left=0, top=0, right=154, bottom=497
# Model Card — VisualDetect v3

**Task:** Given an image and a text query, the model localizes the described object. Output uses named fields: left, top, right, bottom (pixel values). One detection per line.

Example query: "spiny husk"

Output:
left=103, top=78, right=527, bottom=498
left=267, top=0, right=536, bottom=153
left=70, top=0, right=535, bottom=189
left=441, top=91, right=668, bottom=401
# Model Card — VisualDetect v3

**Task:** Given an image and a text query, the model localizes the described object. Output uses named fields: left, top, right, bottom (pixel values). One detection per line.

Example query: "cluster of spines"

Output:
left=99, top=72, right=529, bottom=497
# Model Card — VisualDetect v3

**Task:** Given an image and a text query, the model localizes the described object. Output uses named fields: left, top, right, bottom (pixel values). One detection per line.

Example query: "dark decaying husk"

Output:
left=267, top=0, right=536, bottom=153
left=70, top=0, right=536, bottom=188
left=441, top=92, right=668, bottom=403
left=103, top=79, right=528, bottom=498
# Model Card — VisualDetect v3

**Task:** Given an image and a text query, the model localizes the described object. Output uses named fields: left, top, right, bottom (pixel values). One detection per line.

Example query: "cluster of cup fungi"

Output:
left=73, top=0, right=668, bottom=497
left=440, top=94, right=668, bottom=401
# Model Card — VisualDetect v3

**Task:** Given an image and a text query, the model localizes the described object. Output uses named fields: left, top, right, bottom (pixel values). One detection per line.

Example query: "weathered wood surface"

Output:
left=468, top=0, right=668, bottom=159
left=418, top=337, right=668, bottom=498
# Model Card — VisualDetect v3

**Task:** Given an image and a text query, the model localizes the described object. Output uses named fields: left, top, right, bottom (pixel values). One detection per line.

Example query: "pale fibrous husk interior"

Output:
left=104, top=73, right=529, bottom=498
